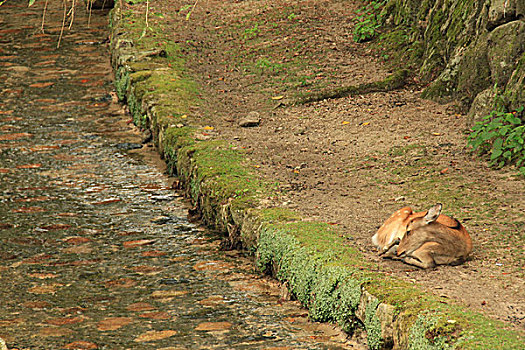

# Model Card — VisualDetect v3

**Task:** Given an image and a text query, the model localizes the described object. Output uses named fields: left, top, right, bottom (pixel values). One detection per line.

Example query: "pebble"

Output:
left=239, top=111, right=261, bottom=127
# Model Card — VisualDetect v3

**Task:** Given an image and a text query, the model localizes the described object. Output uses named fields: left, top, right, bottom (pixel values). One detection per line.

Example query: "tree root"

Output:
left=295, top=69, right=409, bottom=105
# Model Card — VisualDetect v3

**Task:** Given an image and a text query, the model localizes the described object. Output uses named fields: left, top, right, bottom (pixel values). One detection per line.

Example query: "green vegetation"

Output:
left=243, top=23, right=260, bottom=39
left=353, top=0, right=387, bottom=43
left=468, top=107, right=525, bottom=176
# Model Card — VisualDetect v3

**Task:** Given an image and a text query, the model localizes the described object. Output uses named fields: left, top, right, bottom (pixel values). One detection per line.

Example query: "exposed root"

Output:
left=295, top=69, right=409, bottom=105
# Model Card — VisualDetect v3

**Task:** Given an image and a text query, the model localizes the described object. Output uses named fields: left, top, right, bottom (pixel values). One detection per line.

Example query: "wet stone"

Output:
left=0, top=1, right=357, bottom=350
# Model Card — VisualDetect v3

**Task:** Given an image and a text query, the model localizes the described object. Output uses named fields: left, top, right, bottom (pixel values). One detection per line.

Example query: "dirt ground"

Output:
left=140, top=0, right=525, bottom=331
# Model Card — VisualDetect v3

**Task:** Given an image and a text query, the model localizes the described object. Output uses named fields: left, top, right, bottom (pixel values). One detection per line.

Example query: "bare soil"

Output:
left=143, top=0, right=525, bottom=331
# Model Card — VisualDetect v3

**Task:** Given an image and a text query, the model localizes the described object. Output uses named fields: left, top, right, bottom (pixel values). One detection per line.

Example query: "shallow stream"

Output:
left=0, top=1, right=361, bottom=349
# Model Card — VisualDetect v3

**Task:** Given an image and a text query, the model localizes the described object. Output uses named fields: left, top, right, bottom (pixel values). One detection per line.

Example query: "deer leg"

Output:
left=402, top=242, right=439, bottom=269
left=378, top=238, right=400, bottom=258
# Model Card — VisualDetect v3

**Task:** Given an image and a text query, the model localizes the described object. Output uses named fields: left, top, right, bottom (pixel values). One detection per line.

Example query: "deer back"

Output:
left=397, top=205, right=472, bottom=259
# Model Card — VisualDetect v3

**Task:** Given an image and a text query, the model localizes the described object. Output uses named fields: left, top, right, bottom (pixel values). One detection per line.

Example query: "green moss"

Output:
left=256, top=222, right=366, bottom=329
left=114, top=66, right=130, bottom=101
left=258, top=207, right=302, bottom=223
left=408, top=315, right=454, bottom=350
left=364, top=298, right=383, bottom=350
left=309, top=266, right=361, bottom=332
left=129, top=70, right=153, bottom=84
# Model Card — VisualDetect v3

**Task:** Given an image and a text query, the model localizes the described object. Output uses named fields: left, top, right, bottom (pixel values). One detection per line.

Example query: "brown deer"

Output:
left=372, top=204, right=472, bottom=269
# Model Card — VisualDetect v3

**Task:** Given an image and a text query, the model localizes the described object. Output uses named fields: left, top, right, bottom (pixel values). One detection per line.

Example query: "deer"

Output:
left=372, top=204, right=472, bottom=269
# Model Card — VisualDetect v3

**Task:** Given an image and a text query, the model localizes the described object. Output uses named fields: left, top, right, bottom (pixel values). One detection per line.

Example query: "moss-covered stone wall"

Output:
left=381, top=0, right=525, bottom=123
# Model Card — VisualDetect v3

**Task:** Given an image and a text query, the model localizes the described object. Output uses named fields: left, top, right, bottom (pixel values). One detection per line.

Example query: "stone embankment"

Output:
left=109, top=2, right=524, bottom=350
left=382, top=0, right=525, bottom=124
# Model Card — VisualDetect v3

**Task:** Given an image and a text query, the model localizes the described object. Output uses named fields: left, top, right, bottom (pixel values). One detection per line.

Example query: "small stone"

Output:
left=0, top=338, right=7, bottom=350
left=114, top=142, right=143, bottom=150
left=151, top=216, right=171, bottom=224
left=239, top=111, right=261, bottom=127
left=141, top=129, right=152, bottom=144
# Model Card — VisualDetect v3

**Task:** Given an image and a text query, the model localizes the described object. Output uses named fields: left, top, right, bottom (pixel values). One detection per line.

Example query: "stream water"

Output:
left=0, top=1, right=363, bottom=349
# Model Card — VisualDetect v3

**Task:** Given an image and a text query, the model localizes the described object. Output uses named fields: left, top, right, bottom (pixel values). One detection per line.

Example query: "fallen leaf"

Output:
left=34, top=60, right=56, bottom=66
left=14, top=196, right=50, bottom=202
left=203, top=126, right=214, bottom=130
left=341, top=121, right=350, bottom=125
left=271, top=95, right=284, bottom=100
left=30, top=145, right=60, bottom=152
left=361, top=121, right=370, bottom=126
left=12, top=254, right=53, bottom=267
left=63, top=341, right=98, bottom=349
left=12, top=206, right=45, bottom=213
left=64, top=236, right=91, bottom=244
left=23, top=301, right=52, bottom=309
left=130, top=265, right=162, bottom=274
left=134, top=330, right=177, bottom=342
left=440, top=168, right=449, bottom=174
left=29, top=273, right=57, bottom=279
left=123, top=239, right=155, bottom=248
left=126, top=302, right=155, bottom=312
left=39, top=326, right=73, bottom=337
left=62, top=244, right=93, bottom=254
left=197, top=295, right=225, bottom=306
left=91, top=198, right=121, bottom=205
left=40, top=224, right=71, bottom=230
left=0, top=132, right=32, bottom=140
left=46, top=316, right=84, bottom=326
left=194, top=322, right=232, bottom=331
left=29, top=82, right=54, bottom=88
left=97, top=317, right=133, bottom=331
left=16, top=163, right=41, bottom=169
left=0, top=318, right=24, bottom=326
left=141, top=250, right=167, bottom=257
left=29, top=284, right=62, bottom=294
left=138, top=311, right=170, bottom=320
left=193, top=261, right=233, bottom=271
left=151, top=290, right=188, bottom=298
left=105, top=278, right=136, bottom=288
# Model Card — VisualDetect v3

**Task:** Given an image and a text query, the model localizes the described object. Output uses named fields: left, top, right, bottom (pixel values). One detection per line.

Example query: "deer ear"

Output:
left=424, top=203, right=442, bottom=224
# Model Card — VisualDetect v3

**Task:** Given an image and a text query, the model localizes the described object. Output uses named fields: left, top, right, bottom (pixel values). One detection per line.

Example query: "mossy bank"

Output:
left=108, top=2, right=524, bottom=349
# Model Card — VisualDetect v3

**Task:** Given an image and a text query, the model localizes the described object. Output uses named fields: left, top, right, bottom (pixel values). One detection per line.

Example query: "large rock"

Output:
left=467, top=88, right=497, bottom=126
left=456, top=36, right=492, bottom=108
left=356, top=290, right=396, bottom=349
left=487, top=20, right=525, bottom=87
left=506, top=53, right=525, bottom=111
left=488, top=0, right=519, bottom=29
